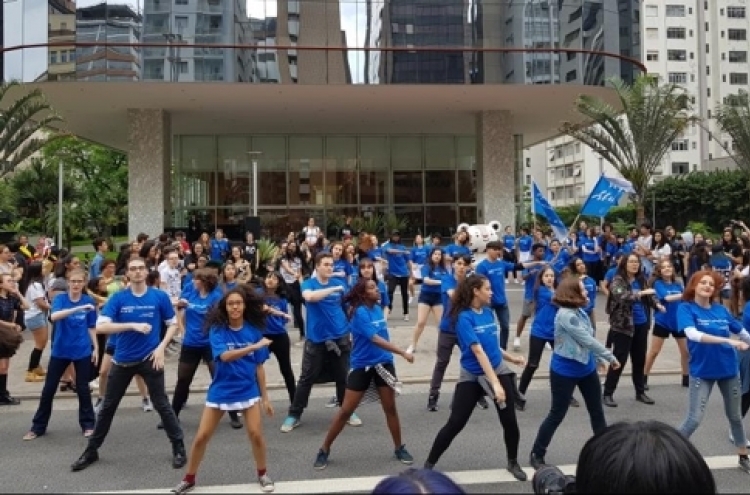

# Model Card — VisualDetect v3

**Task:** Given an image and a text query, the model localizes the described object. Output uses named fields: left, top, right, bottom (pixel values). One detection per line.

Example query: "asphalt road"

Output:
left=2, top=377, right=749, bottom=493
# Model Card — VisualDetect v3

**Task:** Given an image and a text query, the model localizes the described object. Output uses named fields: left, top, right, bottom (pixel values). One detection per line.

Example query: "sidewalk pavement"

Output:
left=8, top=304, right=685, bottom=401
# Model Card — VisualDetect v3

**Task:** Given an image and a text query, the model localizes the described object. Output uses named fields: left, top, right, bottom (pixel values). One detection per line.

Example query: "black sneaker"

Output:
left=602, top=395, right=617, bottom=408
left=427, top=394, right=439, bottom=412
left=569, top=397, right=580, bottom=408
left=71, top=448, right=99, bottom=471
left=314, top=449, right=329, bottom=470
left=229, top=412, right=243, bottom=429
left=515, top=397, right=527, bottom=411
left=529, top=452, right=546, bottom=471
left=682, top=375, right=690, bottom=387
left=0, top=394, right=21, bottom=406
left=394, top=445, right=414, bottom=465
left=507, top=460, right=527, bottom=481
left=477, top=396, right=489, bottom=409
left=636, top=393, right=655, bottom=405
left=172, top=441, right=187, bottom=469
left=740, top=456, right=750, bottom=474
left=171, top=480, right=195, bottom=494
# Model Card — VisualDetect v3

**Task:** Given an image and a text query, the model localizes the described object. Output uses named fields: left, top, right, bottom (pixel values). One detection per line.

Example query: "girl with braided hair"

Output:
left=312, top=278, right=415, bottom=470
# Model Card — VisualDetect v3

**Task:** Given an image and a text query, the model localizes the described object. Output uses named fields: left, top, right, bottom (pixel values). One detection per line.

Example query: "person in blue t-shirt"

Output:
left=427, top=254, right=480, bottom=412
left=354, top=259, right=390, bottom=315
left=408, top=248, right=446, bottom=354
left=517, top=267, right=558, bottom=409
left=71, top=257, right=185, bottom=473
left=709, top=245, right=734, bottom=303
left=643, top=260, right=689, bottom=390
left=580, top=227, right=603, bottom=285
left=409, top=235, right=430, bottom=303
left=330, top=242, right=352, bottom=289
left=425, top=275, right=528, bottom=481
left=517, top=228, right=534, bottom=264
left=208, top=229, right=230, bottom=262
left=502, top=226, right=520, bottom=284
left=443, top=230, right=472, bottom=264
left=602, top=254, right=664, bottom=408
left=173, top=287, right=276, bottom=494
left=281, top=252, right=362, bottom=433
left=385, top=231, right=413, bottom=321
left=513, top=244, right=548, bottom=351
left=544, top=239, right=573, bottom=276
left=313, top=279, right=415, bottom=470
left=569, top=257, right=598, bottom=329
left=260, top=272, right=296, bottom=403
left=676, top=270, right=750, bottom=472
left=529, top=275, right=619, bottom=470
left=600, top=251, right=624, bottom=296
left=25, top=268, right=97, bottom=440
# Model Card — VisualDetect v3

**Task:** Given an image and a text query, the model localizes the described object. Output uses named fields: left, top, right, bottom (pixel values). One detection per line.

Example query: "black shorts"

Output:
left=652, top=323, right=684, bottom=340
left=347, top=363, right=396, bottom=392
left=179, top=345, right=212, bottom=366
left=418, top=291, right=442, bottom=307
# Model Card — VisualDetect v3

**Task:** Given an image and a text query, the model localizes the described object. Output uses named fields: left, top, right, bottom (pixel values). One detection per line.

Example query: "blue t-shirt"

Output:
left=410, top=246, right=430, bottom=266
left=523, top=265, right=544, bottom=301
left=445, top=244, right=472, bottom=259
left=475, top=258, right=514, bottom=305
left=580, top=236, right=599, bottom=263
left=207, top=322, right=270, bottom=404
left=99, top=288, right=176, bottom=364
left=455, top=307, right=503, bottom=376
left=653, top=280, right=683, bottom=330
left=604, top=267, right=617, bottom=283
left=209, top=238, right=229, bottom=261
left=582, top=275, right=597, bottom=313
left=332, top=258, right=352, bottom=286
left=350, top=305, right=393, bottom=369
left=420, top=264, right=447, bottom=294
left=263, top=295, right=289, bottom=335
left=51, top=293, right=97, bottom=360
left=301, top=277, right=349, bottom=343
left=89, top=253, right=104, bottom=279
left=385, top=243, right=410, bottom=277
left=502, top=234, right=516, bottom=252
left=531, top=285, right=557, bottom=340
left=518, top=235, right=533, bottom=253
left=368, top=247, right=383, bottom=261
left=545, top=249, right=571, bottom=275
left=631, top=280, right=647, bottom=325
left=182, top=287, right=223, bottom=348
left=677, top=302, right=743, bottom=379
left=438, top=275, right=458, bottom=333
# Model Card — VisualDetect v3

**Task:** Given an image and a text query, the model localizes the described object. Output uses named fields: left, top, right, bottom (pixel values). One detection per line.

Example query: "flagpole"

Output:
left=532, top=179, right=538, bottom=232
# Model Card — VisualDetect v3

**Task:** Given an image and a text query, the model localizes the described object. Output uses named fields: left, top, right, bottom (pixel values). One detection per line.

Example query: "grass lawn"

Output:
left=69, top=236, right=128, bottom=248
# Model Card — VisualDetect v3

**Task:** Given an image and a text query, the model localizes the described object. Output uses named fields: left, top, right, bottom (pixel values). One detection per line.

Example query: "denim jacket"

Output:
left=554, top=307, right=616, bottom=366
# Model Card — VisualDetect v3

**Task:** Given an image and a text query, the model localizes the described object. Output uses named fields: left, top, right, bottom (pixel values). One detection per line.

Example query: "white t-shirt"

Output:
left=25, top=281, right=47, bottom=318
left=159, top=266, right=182, bottom=299
left=304, top=226, right=320, bottom=246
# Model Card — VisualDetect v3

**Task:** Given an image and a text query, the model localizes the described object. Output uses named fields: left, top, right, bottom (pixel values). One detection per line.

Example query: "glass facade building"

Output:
left=3, top=0, right=642, bottom=238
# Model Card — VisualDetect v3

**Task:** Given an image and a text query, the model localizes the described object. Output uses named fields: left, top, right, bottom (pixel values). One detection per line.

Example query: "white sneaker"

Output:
left=142, top=398, right=153, bottom=412
left=325, top=396, right=339, bottom=408
left=404, top=315, right=409, bottom=322
left=347, top=412, right=363, bottom=427
left=408, top=296, right=414, bottom=305
left=406, top=345, right=415, bottom=355
left=545, top=342, right=552, bottom=351
left=513, top=337, right=521, bottom=351
left=90, top=378, right=99, bottom=390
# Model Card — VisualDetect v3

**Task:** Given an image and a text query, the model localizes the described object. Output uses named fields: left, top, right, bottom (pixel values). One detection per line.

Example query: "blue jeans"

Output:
left=492, top=303, right=510, bottom=350
left=678, top=375, right=747, bottom=448
left=31, top=356, right=95, bottom=435
left=531, top=369, right=607, bottom=458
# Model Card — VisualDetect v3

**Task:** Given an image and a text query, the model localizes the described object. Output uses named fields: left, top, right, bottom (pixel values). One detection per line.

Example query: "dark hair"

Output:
left=426, top=248, right=444, bottom=272
left=553, top=274, right=588, bottom=308
left=92, top=237, right=107, bottom=251
left=101, top=259, right=116, bottom=272
left=139, top=241, right=156, bottom=260
left=616, top=254, right=647, bottom=288
left=87, top=277, right=108, bottom=298
left=649, top=259, right=677, bottom=287
left=451, top=254, right=473, bottom=267
left=19, top=261, right=44, bottom=295
left=372, top=468, right=466, bottom=494
left=576, top=421, right=716, bottom=494
left=357, top=257, right=378, bottom=282
left=54, top=254, right=76, bottom=279
left=315, top=252, right=333, bottom=267
left=146, top=270, right=161, bottom=287
left=263, top=271, right=289, bottom=299
left=343, top=278, right=376, bottom=319
left=204, top=286, right=266, bottom=333
left=136, top=233, right=149, bottom=243
left=192, top=268, right=219, bottom=293
left=449, top=275, right=488, bottom=326
left=534, top=266, right=557, bottom=299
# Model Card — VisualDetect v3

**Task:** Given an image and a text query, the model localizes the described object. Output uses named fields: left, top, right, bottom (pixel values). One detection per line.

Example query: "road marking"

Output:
left=97, top=455, right=741, bottom=494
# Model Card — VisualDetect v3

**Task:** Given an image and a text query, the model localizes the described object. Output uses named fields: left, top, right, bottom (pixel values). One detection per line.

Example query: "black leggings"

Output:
left=288, top=281, right=305, bottom=338
left=427, top=373, right=520, bottom=465
left=743, top=391, right=750, bottom=418
left=388, top=276, right=409, bottom=315
left=518, top=335, right=554, bottom=395
left=266, top=332, right=297, bottom=403
left=172, top=345, right=239, bottom=421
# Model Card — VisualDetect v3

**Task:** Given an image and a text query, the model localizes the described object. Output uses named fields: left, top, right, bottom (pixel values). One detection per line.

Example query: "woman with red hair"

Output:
left=676, top=270, right=750, bottom=473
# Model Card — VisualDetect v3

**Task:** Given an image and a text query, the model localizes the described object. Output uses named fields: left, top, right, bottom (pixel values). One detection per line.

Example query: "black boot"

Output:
left=643, top=375, right=649, bottom=391
left=427, top=393, right=439, bottom=412
left=172, top=441, right=187, bottom=469
left=507, top=459, right=527, bottom=481
left=71, top=448, right=99, bottom=472
left=229, top=411, right=243, bottom=429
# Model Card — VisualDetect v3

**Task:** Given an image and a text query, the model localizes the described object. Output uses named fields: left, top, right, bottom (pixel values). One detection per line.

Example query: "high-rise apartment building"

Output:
left=529, top=0, right=750, bottom=207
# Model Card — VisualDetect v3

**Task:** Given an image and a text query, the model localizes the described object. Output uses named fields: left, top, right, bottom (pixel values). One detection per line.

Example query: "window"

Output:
left=667, top=27, right=686, bottom=39
left=667, top=49, right=687, bottom=61
left=668, top=72, right=687, bottom=84
left=646, top=5, right=658, bottom=16
left=671, top=162, right=689, bottom=174
left=707, top=87, right=711, bottom=97
left=666, top=4, right=686, bottom=17
left=706, top=65, right=710, bottom=75
left=672, top=139, right=689, bottom=151
left=730, top=73, right=749, bottom=85
left=646, top=28, right=659, bottom=40
left=729, top=51, right=748, bottom=62
left=175, top=0, right=188, bottom=4
left=179, top=61, right=188, bottom=74
left=728, top=7, right=746, bottom=18
left=728, top=29, right=747, bottom=41
left=175, top=16, right=188, bottom=31
left=49, top=51, right=57, bottom=64
left=646, top=51, right=659, bottom=61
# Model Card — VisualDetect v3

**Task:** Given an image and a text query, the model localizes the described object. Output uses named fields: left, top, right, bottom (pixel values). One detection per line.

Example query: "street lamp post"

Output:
left=247, top=151, right=262, bottom=217
left=58, top=158, right=63, bottom=248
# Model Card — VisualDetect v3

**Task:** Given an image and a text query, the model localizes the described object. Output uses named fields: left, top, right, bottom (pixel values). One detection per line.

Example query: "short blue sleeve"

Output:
left=100, top=292, right=121, bottom=320
left=52, top=293, right=66, bottom=313
left=85, top=295, right=97, bottom=328
left=654, top=280, right=668, bottom=302
left=676, top=303, right=694, bottom=333
left=253, top=345, right=270, bottom=364
left=159, top=291, right=176, bottom=323
left=209, top=327, right=229, bottom=361
left=354, top=306, right=378, bottom=341
left=378, top=281, right=390, bottom=308
left=455, top=312, right=479, bottom=348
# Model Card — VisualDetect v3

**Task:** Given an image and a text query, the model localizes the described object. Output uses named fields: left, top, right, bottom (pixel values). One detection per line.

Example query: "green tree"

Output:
left=0, top=81, right=63, bottom=176
left=561, top=75, right=698, bottom=224
left=10, top=157, right=77, bottom=222
left=43, top=136, right=128, bottom=237
left=715, top=91, right=750, bottom=191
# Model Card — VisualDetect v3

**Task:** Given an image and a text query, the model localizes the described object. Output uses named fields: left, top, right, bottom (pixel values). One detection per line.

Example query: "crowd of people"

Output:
left=0, top=216, right=749, bottom=493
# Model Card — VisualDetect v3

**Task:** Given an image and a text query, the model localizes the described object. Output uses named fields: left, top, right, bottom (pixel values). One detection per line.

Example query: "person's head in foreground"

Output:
left=576, top=420, right=716, bottom=493
left=372, top=468, right=465, bottom=494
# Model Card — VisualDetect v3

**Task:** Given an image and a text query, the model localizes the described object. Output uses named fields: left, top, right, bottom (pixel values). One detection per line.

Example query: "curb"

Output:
left=12, top=368, right=685, bottom=402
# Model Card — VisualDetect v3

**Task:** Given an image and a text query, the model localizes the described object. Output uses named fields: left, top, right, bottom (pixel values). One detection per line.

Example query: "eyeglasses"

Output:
left=129, top=266, right=147, bottom=271
left=69, top=280, right=85, bottom=284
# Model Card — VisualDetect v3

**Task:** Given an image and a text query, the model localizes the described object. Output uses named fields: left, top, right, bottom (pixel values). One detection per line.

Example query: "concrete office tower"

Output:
left=76, top=3, right=142, bottom=81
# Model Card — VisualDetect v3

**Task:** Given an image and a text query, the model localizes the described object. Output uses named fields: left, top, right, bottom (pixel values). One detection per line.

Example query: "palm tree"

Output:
left=0, top=81, right=63, bottom=177
left=561, top=75, right=698, bottom=224
left=715, top=91, right=750, bottom=174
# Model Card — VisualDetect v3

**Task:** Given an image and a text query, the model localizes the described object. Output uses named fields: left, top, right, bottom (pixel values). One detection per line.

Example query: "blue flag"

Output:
left=532, top=181, right=569, bottom=241
left=580, top=175, right=635, bottom=218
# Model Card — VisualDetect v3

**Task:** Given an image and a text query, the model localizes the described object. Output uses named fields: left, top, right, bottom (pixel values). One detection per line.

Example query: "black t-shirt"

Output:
left=0, top=294, right=21, bottom=323
left=243, top=242, right=257, bottom=264
left=340, top=224, right=356, bottom=239
left=723, top=242, right=742, bottom=259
